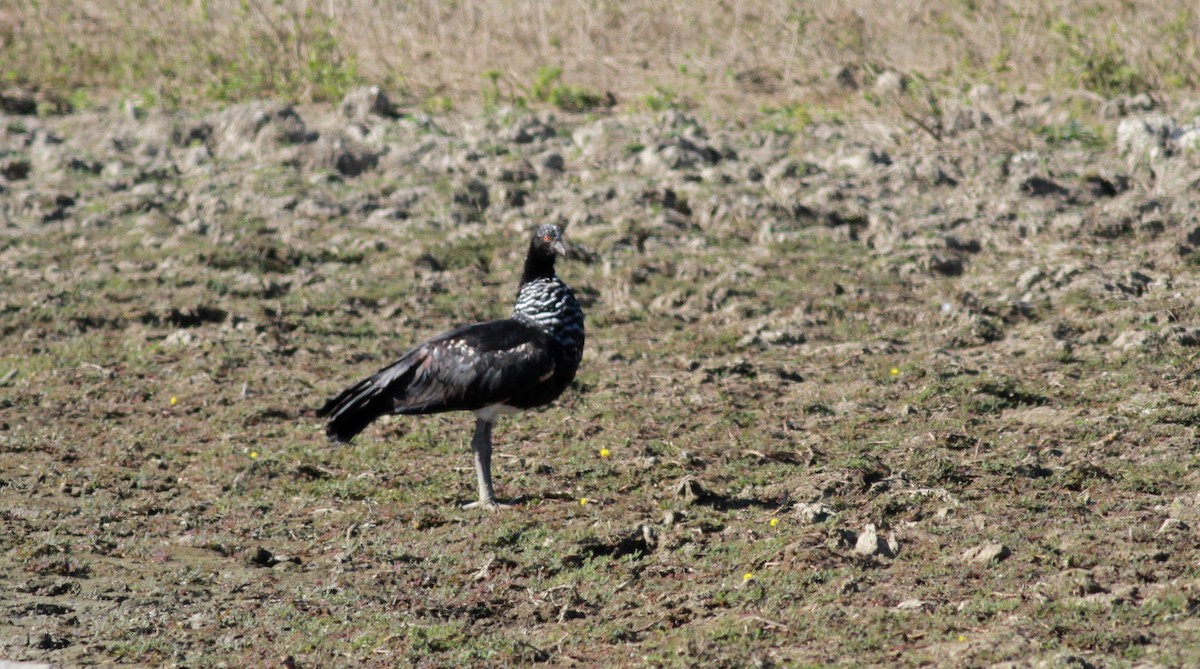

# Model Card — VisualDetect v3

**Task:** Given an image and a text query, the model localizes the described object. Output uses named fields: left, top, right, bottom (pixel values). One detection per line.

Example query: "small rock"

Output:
left=854, top=523, right=897, bottom=558
left=794, top=502, right=833, bottom=524
left=873, top=71, right=906, bottom=97
left=639, top=523, right=658, bottom=550
left=895, top=598, right=930, bottom=611
left=963, top=542, right=1011, bottom=564
left=163, top=330, right=196, bottom=348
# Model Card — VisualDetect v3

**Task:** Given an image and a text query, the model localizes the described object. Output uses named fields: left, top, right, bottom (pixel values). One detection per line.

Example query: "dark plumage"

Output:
left=316, top=224, right=584, bottom=509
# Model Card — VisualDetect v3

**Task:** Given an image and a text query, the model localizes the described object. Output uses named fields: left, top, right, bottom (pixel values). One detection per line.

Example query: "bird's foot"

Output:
left=462, top=498, right=513, bottom=511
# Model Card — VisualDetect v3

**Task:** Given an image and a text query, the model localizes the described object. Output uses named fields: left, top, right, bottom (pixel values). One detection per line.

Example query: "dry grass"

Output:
left=2, top=0, right=1198, bottom=112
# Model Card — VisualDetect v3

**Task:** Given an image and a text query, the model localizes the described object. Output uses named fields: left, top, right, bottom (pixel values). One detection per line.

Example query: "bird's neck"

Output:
left=520, top=250, right=556, bottom=286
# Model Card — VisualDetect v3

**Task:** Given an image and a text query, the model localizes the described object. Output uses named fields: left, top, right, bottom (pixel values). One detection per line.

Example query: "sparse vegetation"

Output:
left=2, top=0, right=1199, bottom=113
left=3, top=2, right=1200, bottom=667
left=530, top=65, right=607, bottom=112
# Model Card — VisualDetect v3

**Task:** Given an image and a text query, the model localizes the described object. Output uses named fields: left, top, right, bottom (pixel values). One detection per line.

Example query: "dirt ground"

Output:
left=3, top=89, right=1200, bottom=667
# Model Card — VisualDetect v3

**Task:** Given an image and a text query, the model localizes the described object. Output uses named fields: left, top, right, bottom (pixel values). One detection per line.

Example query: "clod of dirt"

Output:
left=963, top=542, right=1012, bottom=564
left=794, top=502, right=834, bottom=524
left=700, top=359, right=757, bottom=382
left=562, top=525, right=656, bottom=566
left=537, top=151, right=565, bottom=173
left=141, top=305, right=229, bottom=328
left=854, top=523, right=898, bottom=558
left=33, top=632, right=70, bottom=650
left=662, top=509, right=685, bottom=528
left=453, top=179, right=490, bottom=211
left=339, top=86, right=398, bottom=122
left=303, top=131, right=379, bottom=177
left=0, top=87, right=39, bottom=114
left=249, top=546, right=280, bottom=568
left=209, top=102, right=312, bottom=160
left=1156, top=518, right=1188, bottom=535
left=1112, top=329, right=1161, bottom=351
left=1, top=156, right=32, bottom=180
left=675, top=477, right=712, bottom=505
left=738, top=324, right=807, bottom=348
left=928, top=254, right=965, bottom=277
left=506, top=116, right=557, bottom=145
left=1116, top=115, right=1180, bottom=158
left=1020, top=176, right=1069, bottom=197
left=511, top=640, right=552, bottom=663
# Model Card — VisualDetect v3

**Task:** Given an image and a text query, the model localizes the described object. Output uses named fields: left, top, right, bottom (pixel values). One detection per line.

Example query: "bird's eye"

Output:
left=543, top=235, right=553, bottom=242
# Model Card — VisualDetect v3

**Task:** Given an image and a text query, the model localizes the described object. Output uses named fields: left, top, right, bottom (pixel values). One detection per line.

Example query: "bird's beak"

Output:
left=552, top=239, right=567, bottom=256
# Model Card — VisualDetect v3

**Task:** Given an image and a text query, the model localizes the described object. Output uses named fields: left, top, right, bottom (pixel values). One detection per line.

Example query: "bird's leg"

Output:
left=462, top=419, right=511, bottom=510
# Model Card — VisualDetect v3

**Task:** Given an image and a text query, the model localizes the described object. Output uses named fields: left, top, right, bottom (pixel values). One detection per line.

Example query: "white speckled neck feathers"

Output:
left=513, top=276, right=584, bottom=361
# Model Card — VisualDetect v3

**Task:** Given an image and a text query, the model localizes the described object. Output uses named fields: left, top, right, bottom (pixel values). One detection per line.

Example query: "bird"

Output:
left=316, top=224, right=585, bottom=510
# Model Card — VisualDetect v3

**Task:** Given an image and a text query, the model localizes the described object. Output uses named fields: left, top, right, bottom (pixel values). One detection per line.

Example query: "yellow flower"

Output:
left=249, top=451, right=259, bottom=459
left=889, top=367, right=900, bottom=376
left=958, top=635, right=967, bottom=642
left=769, top=518, right=779, bottom=527
left=580, top=497, right=588, bottom=506
left=743, top=572, right=755, bottom=582
left=170, top=396, right=178, bottom=406
left=599, top=448, right=611, bottom=459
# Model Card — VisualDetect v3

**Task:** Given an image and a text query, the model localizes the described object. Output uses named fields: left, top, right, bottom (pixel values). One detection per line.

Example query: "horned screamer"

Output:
left=317, top=224, right=584, bottom=509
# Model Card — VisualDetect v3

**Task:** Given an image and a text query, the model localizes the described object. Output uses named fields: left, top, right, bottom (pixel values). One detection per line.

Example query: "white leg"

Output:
left=462, top=419, right=511, bottom=510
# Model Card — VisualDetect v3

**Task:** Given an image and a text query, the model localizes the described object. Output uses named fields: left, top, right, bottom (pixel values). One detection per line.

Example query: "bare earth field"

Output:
left=2, top=87, right=1200, bottom=668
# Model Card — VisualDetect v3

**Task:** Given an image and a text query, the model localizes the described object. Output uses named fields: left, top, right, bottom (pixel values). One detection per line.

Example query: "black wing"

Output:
left=317, top=319, right=563, bottom=442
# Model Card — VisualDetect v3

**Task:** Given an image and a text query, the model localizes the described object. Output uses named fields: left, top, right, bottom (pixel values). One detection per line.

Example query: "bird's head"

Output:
left=521, top=224, right=568, bottom=284
left=532, top=223, right=567, bottom=257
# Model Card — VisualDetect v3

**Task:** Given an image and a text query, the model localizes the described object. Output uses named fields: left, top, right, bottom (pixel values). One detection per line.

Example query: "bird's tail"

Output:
left=316, top=363, right=410, bottom=443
